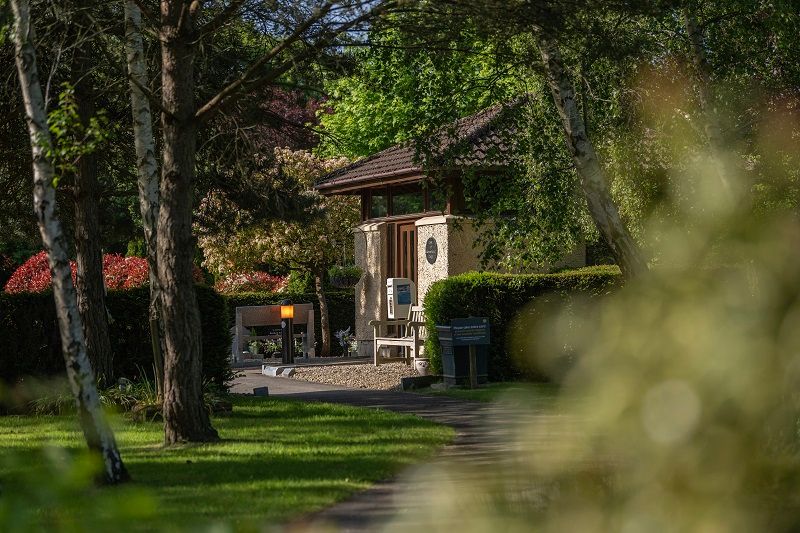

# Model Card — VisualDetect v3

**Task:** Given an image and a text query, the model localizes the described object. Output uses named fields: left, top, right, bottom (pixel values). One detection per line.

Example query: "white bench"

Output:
left=231, top=304, right=315, bottom=361
left=369, top=305, right=426, bottom=366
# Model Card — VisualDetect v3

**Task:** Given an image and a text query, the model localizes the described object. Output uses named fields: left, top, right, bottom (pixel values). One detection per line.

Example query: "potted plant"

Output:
left=328, top=265, right=362, bottom=289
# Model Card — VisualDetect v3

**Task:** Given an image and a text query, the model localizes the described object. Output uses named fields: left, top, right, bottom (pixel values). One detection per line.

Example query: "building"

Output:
left=314, top=99, right=585, bottom=358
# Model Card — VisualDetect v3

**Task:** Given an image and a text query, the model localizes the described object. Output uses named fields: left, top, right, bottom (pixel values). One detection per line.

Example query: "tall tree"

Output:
left=9, top=0, right=128, bottom=484
left=124, top=0, right=165, bottom=398
left=151, top=0, right=394, bottom=443
left=71, top=16, right=114, bottom=384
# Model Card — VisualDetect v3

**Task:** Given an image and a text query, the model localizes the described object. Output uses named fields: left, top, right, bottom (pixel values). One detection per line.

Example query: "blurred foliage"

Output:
left=0, top=447, right=156, bottom=532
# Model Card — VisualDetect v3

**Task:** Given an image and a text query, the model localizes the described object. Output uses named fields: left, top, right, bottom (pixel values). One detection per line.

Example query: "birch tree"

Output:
left=10, top=0, right=129, bottom=484
left=124, top=0, right=164, bottom=398
left=535, top=32, right=648, bottom=278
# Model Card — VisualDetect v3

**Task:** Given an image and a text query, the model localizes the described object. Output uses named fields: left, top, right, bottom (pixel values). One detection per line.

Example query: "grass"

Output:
left=414, top=381, right=560, bottom=404
left=0, top=395, right=454, bottom=532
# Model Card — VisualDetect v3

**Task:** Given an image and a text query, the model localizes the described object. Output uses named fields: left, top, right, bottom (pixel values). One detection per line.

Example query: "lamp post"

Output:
left=280, top=299, right=294, bottom=364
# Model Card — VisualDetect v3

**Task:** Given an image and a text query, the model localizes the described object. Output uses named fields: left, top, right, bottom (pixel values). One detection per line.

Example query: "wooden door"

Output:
left=396, top=223, right=417, bottom=284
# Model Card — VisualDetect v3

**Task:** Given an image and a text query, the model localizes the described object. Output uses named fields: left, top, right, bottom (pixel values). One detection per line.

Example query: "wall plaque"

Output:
left=425, top=237, right=438, bottom=264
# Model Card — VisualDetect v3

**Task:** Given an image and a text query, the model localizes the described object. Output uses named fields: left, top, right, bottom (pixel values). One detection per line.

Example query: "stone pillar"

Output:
left=415, top=215, right=481, bottom=304
left=353, top=221, right=387, bottom=358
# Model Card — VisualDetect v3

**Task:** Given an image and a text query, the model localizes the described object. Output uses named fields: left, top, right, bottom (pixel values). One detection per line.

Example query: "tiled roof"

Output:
left=315, top=97, right=526, bottom=193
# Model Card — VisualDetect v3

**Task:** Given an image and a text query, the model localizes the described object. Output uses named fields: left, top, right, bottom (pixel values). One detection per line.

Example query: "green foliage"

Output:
left=0, top=286, right=232, bottom=387
left=125, top=238, right=147, bottom=258
left=44, top=83, right=111, bottom=187
left=224, top=290, right=355, bottom=356
left=285, top=270, right=314, bottom=293
left=327, top=264, right=362, bottom=288
left=423, top=268, right=622, bottom=380
left=318, top=23, right=525, bottom=159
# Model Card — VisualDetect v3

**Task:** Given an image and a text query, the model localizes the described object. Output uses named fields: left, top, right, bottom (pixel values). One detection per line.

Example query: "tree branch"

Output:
left=98, top=44, right=172, bottom=119
left=197, top=0, right=247, bottom=39
left=194, top=2, right=336, bottom=122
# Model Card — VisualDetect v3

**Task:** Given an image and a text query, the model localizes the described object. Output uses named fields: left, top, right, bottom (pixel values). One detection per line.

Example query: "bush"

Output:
left=423, top=266, right=623, bottom=381
left=0, top=286, right=232, bottom=388
left=4, top=251, right=204, bottom=293
left=224, top=290, right=355, bottom=356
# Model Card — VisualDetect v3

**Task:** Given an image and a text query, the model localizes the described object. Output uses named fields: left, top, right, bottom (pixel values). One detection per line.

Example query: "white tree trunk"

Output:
left=124, top=0, right=164, bottom=398
left=11, top=0, right=129, bottom=484
left=536, top=33, right=648, bottom=279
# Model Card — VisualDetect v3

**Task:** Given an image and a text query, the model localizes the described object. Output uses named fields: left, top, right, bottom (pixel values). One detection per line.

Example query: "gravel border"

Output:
left=289, top=362, right=416, bottom=391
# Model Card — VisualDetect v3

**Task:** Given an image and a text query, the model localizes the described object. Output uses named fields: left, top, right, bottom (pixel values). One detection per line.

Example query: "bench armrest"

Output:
left=369, top=319, right=409, bottom=327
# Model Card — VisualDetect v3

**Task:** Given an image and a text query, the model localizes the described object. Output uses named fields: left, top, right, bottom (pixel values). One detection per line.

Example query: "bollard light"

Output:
left=280, top=299, right=294, bottom=364
left=280, top=300, right=294, bottom=319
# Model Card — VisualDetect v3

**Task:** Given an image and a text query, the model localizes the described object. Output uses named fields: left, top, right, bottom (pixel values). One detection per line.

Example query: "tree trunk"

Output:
left=159, top=0, right=218, bottom=444
left=124, top=0, right=164, bottom=398
left=73, top=50, right=114, bottom=386
left=11, top=0, right=129, bottom=484
left=314, top=271, right=331, bottom=357
left=682, top=5, right=734, bottom=198
left=536, top=33, right=648, bottom=279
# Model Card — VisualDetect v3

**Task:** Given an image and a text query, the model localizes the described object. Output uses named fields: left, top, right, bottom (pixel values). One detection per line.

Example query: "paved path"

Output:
left=230, top=370, right=558, bottom=532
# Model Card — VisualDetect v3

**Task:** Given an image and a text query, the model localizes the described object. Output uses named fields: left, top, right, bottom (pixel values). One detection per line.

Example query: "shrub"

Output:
left=224, top=290, right=355, bottom=356
left=4, top=251, right=205, bottom=293
left=103, top=254, right=149, bottom=290
left=328, top=265, right=362, bottom=288
left=423, top=266, right=623, bottom=381
left=3, top=251, right=59, bottom=293
left=214, top=271, right=287, bottom=293
left=0, top=286, right=231, bottom=388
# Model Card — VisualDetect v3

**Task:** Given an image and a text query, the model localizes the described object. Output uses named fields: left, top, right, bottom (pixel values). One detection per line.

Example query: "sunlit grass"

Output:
left=0, top=395, right=454, bottom=532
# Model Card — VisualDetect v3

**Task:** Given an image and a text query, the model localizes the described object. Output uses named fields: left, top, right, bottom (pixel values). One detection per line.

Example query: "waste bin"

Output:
left=437, top=317, right=490, bottom=386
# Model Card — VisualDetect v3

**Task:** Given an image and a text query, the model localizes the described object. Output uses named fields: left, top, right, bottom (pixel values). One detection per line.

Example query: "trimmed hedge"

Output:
left=223, top=290, right=356, bottom=357
left=423, top=266, right=623, bottom=381
left=0, top=286, right=232, bottom=388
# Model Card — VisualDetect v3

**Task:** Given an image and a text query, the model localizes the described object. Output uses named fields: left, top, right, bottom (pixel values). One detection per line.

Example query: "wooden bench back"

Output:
left=237, top=303, right=315, bottom=328
left=409, top=305, right=426, bottom=340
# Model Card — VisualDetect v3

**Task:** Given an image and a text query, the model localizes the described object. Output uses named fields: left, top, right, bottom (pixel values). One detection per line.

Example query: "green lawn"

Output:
left=415, top=382, right=560, bottom=404
left=0, top=396, right=453, bottom=532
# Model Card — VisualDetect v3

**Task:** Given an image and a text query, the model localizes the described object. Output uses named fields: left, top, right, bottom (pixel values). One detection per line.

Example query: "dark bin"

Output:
left=437, top=317, right=490, bottom=386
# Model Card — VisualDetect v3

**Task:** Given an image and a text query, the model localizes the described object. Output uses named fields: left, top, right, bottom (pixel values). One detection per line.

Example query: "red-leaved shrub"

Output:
left=4, top=251, right=207, bottom=293
left=214, top=272, right=288, bottom=294
left=4, top=251, right=66, bottom=293
left=103, top=254, right=150, bottom=290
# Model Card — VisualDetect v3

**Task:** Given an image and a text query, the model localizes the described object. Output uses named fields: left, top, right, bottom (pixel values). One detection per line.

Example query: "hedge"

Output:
left=423, top=266, right=623, bottom=381
left=223, top=290, right=356, bottom=357
left=0, top=286, right=231, bottom=388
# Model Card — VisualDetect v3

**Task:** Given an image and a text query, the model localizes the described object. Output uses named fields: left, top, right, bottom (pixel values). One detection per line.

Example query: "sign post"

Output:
left=437, top=317, right=490, bottom=389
